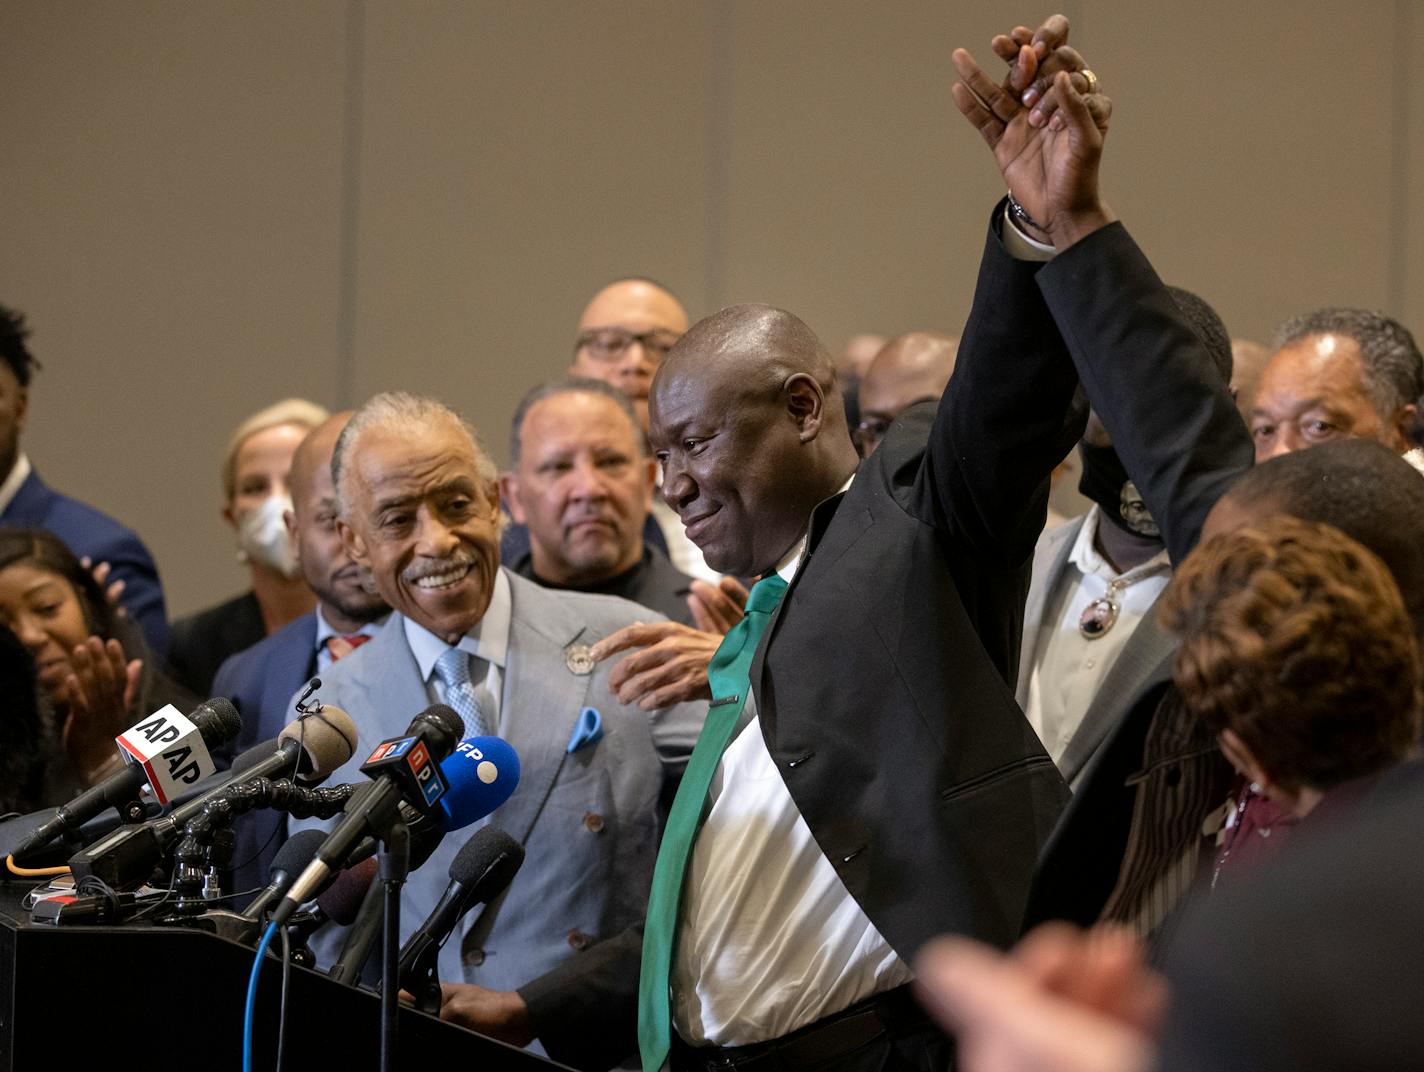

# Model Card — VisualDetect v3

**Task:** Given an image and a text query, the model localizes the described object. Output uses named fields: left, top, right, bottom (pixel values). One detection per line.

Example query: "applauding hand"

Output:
left=61, top=636, right=142, bottom=783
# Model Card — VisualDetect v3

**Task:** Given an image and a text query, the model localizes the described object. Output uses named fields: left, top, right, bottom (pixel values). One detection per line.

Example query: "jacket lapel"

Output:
left=456, top=577, right=595, bottom=947
left=750, top=491, right=865, bottom=733
left=478, top=576, right=593, bottom=847
left=346, top=616, right=432, bottom=735
left=1016, top=517, right=1081, bottom=708
left=261, top=616, right=319, bottom=733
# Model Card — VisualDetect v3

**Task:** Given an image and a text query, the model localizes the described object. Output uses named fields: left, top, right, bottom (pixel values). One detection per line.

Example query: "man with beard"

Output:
left=212, top=410, right=390, bottom=897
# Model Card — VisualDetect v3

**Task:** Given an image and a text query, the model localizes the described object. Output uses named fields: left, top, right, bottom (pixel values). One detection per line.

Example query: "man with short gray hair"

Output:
left=287, top=391, right=706, bottom=1061
left=501, top=377, right=697, bottom=626
left=1250, top=307, right=1423, bottom=462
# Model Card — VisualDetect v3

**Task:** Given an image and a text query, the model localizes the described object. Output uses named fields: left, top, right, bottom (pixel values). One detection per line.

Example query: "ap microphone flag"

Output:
left=114, top=703, right=229, bottom=805
left=439, top=736, right=520, bottom=830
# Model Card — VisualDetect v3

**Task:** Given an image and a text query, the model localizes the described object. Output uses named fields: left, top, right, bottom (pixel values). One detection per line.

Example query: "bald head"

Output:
left=291, top=411, right=353, bottom=516
left=664, top=303, right=836, bottom=386
left=571, top=278, right=690, bottom=431
left=857, top=332, right=958, bottom=456
left=577, top=278, right=688, bottom=334
left=649, top=304, right=860, bottom=576
left=840, top=333, right=889, bottom=380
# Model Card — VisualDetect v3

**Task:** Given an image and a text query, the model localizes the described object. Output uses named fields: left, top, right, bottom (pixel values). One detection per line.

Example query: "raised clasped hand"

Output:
left=950, top=14, right=1114, bottom=250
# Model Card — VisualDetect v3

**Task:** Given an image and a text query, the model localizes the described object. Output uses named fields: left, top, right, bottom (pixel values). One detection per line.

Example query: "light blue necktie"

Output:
left=433, top=647, right=491, bottom=738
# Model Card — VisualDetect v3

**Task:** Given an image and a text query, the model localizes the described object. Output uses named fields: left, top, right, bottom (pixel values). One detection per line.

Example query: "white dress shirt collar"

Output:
left=403, top=567, right=513, bottom=683
left=774, top=474, right=856, bottom=584
left=1068, top=504, right=1169, bottom=580
left=314, top=606, right=387, bottom=650
left=0, top=453, right=32, bottom=516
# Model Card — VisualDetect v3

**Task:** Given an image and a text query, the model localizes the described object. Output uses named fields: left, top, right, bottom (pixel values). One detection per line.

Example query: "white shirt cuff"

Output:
left=1001, top=202, right=1057, bottom=261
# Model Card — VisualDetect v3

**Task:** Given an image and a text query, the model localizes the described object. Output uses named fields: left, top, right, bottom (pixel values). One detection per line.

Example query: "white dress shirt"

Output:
left=0, top=453, right=32, bottom=516
left=403, top=567, right=512, bottom=735
left=671, top=477, right=911, bottom=1047
left=1024, top=506, right=1171, bottom=763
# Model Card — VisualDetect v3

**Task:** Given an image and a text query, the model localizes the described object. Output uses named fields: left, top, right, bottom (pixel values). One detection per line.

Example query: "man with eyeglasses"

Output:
left=568, top=278, right=730, bottom=590
left=571, top=278, right=689, bottom=433
left=853, top=332, right=959, bottom=457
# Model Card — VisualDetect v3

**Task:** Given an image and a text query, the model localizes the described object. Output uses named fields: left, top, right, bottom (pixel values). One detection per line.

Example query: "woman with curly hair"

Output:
left=1161, top=515, right=1422, bottom=885
left=0, top=526, right=196, bottom=808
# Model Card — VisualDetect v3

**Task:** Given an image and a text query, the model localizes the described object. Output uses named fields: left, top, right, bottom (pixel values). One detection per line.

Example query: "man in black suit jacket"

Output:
left=440, top=211, right=1081, bottom=1070
left=431, top=34, right=1106, bottom=1072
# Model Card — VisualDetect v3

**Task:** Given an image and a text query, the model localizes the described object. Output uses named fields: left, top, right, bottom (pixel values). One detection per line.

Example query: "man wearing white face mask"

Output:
left=167, top=398, right=329, bottom=696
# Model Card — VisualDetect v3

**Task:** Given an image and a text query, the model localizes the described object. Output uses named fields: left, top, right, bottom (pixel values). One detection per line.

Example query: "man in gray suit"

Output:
left=1016, top=289, right=1232, bottom=787
left=287, top=392, right=704, bottom=1053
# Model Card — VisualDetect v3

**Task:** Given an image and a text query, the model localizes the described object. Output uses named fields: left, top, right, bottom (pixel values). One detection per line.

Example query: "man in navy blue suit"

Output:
left=0, top=304, right=170, bottom=656
left=212, top=410, right=388, bottom=897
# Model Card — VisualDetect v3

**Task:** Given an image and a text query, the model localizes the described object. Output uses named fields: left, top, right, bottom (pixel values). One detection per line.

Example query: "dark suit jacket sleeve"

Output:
left=209, top=652, right=247, bottom=766
left=518, top=922, right=643, bottom=1072
left=1035, top=223, right=1254, bottom=565
left=910, top=202, right=1085, bottom=571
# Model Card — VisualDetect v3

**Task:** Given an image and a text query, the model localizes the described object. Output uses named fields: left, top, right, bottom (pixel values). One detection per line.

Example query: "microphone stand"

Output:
left=378, top=819, right=410, bottom=1072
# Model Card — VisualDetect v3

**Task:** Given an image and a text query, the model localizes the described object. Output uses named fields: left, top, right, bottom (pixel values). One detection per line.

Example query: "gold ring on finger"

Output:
left=1081, top=68, right=1099, bottom=94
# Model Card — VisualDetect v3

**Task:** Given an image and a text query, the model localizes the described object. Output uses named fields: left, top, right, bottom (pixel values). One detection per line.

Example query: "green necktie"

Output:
left=637, top=574, right=790, bottom=1072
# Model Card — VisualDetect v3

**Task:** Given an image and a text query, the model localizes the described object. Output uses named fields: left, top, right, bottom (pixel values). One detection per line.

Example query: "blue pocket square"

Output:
left=566, top=707, right=604, bottom=754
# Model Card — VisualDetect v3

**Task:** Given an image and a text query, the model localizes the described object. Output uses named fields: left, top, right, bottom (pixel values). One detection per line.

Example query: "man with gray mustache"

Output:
left=286, top=391, right=706, bottom=1064
left=500, top=377, right=698, bottom=628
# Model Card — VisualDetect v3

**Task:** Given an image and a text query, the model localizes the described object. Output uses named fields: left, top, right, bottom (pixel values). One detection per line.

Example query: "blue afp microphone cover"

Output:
left=438, top=736, right=521, bottom=830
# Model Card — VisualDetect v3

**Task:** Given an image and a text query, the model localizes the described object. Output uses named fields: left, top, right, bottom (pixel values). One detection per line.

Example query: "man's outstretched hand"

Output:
left=590, top=621, right=721, bottom=710
left=951, top=14, right=1115, bottom=251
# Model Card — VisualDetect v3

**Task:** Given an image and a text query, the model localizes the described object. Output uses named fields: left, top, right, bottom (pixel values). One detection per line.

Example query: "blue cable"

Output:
left=243, top=920, right=279, bottom=1072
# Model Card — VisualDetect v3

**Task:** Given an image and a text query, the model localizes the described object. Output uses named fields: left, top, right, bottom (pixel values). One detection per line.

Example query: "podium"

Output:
left=0, top=884, right=570, bottom=1072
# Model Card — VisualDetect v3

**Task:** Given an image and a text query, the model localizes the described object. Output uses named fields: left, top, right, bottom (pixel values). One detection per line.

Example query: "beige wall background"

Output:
left=1, top=1, right=1419, bottom=620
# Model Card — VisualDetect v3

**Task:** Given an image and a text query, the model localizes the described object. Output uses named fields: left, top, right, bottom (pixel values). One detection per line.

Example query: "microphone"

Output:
left=241, top=829, right=328, bottom=923
left=272, top=704, right=463, bottom=926
left=436, top=736, right=521, bottom=830
left=15, top=698, right=242, bottom=857
left=398, top=826, right=524, bottom=1010
left=320, top=736, right=520, bottom=989
left=343, top=799, right=449, bottom=875
left=318, top=856, right=379, bottom=926
left=68, top=706, right=358, bottom=890
left=328, top=866, right=385, bottom=986
left=227, top=701, right=360, bottom=786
